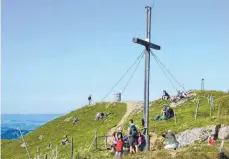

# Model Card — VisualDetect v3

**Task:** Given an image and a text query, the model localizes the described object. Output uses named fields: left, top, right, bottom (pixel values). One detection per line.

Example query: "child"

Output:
left=115, top=134, right=124, bottom=159
left=137, top=132, right=143, bottom=151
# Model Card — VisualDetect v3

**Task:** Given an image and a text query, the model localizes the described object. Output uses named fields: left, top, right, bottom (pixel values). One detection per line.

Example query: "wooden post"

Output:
left=37, top=146, right=40, bottom=159
left=174, top=110, right=177, bottom=125
left=104, top=136, right=108, bottom=149
left=70, top=137, right=73, bottom=159
left=194, top=98, right=200, bottom=120
left=18, top=126, right=31, bottom=159
left=56, top=145, right=58, bottom=159
left=94, top=131, right=97, bottom=151
left=220, top=139, right=225, bottom=152
left=218, top=102, right=221, bottom=121
left=44, top=154, right=47, bottom=159
left=210, top=104, right=212, bottom=117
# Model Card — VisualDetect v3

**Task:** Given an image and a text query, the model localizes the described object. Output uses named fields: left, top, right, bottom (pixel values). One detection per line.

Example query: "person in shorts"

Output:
left=128, top=119, right=139, bottom=153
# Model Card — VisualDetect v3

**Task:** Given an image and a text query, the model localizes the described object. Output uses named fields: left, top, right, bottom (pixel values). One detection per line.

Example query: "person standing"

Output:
left=128, top=119, right=139, bottom=153
left=88, top=94, right=92, bottom=105
left=115, top=133, right=124, bottom=159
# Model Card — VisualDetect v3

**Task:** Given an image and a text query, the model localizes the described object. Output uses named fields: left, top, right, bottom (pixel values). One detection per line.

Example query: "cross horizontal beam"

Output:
left=132, top=38, right=161, bottom=50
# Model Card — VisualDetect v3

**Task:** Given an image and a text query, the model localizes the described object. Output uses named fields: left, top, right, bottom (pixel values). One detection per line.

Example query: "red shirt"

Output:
left=208, top=136, right=215, bottom=146
left=116, top=140, right=124, bottom=152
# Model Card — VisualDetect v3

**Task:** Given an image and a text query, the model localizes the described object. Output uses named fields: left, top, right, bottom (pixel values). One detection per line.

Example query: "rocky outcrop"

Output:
left=218, top=125, right=229, bottom=139
left=176, top=125, right=227, bottom=148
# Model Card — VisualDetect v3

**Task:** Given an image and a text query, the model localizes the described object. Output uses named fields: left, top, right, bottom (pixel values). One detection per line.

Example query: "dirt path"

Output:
left=107, top=101, right=143, bottom=144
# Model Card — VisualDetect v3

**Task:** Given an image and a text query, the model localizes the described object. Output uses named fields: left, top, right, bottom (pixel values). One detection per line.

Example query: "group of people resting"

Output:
left=162, top=90, right=189, bottom=103
left=154, top=105, right=174, bottom=121
left=111, top=119, right=145, bottom=159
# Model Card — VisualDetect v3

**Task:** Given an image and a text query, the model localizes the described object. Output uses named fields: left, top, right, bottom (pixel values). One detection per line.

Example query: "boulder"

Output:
left=176, top=125, right=218, bottom=147
left=218, top=126, right=229, bottom=139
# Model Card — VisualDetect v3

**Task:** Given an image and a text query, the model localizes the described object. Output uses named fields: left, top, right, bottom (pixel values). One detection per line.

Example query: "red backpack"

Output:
left=116, top=140, right=124, bottom=152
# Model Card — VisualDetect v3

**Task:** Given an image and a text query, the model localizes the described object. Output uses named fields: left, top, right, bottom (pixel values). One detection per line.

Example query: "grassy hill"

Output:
left=1, top=90, right=229, bottom=159
left=126, top=90, right=229, bottom=135
left=1, top=103, right=126, bottom=159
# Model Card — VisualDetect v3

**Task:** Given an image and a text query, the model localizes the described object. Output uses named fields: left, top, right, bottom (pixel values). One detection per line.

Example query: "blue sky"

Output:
left=2, top=0, right=229, bottom=114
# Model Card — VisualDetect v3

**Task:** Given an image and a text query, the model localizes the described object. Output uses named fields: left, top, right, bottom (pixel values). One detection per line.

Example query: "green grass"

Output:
left=127, top=90, right=229, bottom=135
left=122, top=141, right=229, bottom=159
left=1, top=90, right=229, bottom=159
left=1, top=102, right=126, bottom=159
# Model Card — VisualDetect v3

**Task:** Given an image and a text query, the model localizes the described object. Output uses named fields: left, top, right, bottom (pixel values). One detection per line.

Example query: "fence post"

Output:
left=37, top=146, right=40, bottom=159
left=174, top=110, right=177, bottom=125
left=210, top=103, right=212, bottom=117
left=194, top=98, right=200, bottom=120
left=56, top=145, right=58, bottom=159
left=70, top=137, right=73, bottom=159
left=44, top=154, right=47, bottom=159
left=104, top=136, right=108, bottom=149
left=94, top=131, right=97, bottom=151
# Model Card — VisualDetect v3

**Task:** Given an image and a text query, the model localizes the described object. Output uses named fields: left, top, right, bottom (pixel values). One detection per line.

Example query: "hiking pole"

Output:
left=18, top=126, right=31, bottom=159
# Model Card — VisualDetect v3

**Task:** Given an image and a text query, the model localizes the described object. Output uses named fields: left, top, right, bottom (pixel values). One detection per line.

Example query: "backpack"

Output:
left=130, top=124, right=138, bottom=137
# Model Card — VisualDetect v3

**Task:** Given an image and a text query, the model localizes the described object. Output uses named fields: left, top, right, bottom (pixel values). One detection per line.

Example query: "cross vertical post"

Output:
left=132, top=6, right=161, bottom=152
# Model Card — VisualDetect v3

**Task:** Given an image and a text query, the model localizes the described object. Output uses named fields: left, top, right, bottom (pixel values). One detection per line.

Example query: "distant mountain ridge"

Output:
left=1, top=114, right=62, bottom=140
left=1, top=127, right=32, bottom=140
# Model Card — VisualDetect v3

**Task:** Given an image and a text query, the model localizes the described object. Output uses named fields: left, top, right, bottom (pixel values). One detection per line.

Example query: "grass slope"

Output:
left=1, top=103, right=126, bottom=159
left=1, top=90, right=229, bottom=159
left=127, top=90, right=229, bottom=135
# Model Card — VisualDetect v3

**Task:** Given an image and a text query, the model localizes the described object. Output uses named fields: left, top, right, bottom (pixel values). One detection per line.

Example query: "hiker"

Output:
left=141, top=118, right=146, bottom=135
left=153, top=105, right=170, bottom=121
left=128, top=119, right=139, bottom=154
left=96, top=112, right=112, bottom=120
left=111, top=127, right=123, bottom=152
left=95, top=112, right=105, bottom=120
left=164, top=105, right=174, bottom=120
left=88, top=94, right=92, bottom=105
left=162, top=130, right=179, bottom=150
left=61, top=135, right=69, bottom=145
left=162, top=90, right=170, bottom=100
left=208, top=134, right=216, bottom=146
left=115, top=132, right=124, bottom=159
left=72, top=116, right=79, bottom=124
left=137, top=132, right=145, bottom=151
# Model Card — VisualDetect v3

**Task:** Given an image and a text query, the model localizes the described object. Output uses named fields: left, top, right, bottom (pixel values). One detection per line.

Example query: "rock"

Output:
left=176, top=125, right=218, bottom=147
left=218, top=126, right=229, bottom=139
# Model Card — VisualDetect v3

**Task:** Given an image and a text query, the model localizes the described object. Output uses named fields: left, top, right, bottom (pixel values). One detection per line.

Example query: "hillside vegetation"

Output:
left=1, top=103, right=126, bottom=159
left=1, top=90, right=229, bottom=159
left=127, top=90, right=229, bottom=135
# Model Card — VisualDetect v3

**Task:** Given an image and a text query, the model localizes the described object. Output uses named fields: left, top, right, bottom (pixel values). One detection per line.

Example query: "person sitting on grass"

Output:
left=162, top=130, right=179, bottom=150
left=162, top=90, right=170, bottom=100
left=61, top=135, right=69, bottom=145
left=208, top=134, right=216, bottom=146
left=72, top=116, right=79, bottom=124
